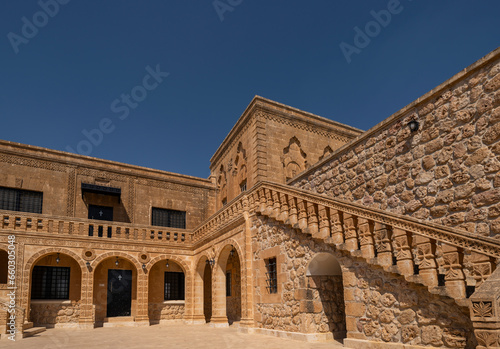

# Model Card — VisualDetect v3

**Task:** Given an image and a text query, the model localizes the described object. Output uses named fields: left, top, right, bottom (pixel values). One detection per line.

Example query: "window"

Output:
left=265, top=258, right=278, bottom=294
left=240, top=180, right=247, bottom=193
left=0, top=187, right=43, bottom=214
left=152, top=208, right=186, bottom=229
left=222, top=198, right=227, bottom=206
left=226, top=271, right=231, bottom=297
left=164, top=272, right=185, bottom=300
left=31, top=266, right=70, bottom=300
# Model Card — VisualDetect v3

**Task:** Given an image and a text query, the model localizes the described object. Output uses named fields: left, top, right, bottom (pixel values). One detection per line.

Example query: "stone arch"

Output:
left=146, top=255, right=191, bottom=324
left=319, top=145, right=333, bottom=161
left=306, top=252, right=346, bottom=340
left=282, top=136, right=307, bottom=181
left=0, top=244, right=9, bottom=285
left=22, top=248, right=88, bottom=324
left=212, top=240, right=245, bottom=325
left=90, top=251, right=141, bottom=270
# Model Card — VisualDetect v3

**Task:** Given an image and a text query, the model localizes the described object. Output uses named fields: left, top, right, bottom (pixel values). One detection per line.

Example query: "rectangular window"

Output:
left=0, top=186, right=43, bottom=214
left=31, top=266, right=70, bottom=300
left=226, top=271, right=232, bottom=297
left=265, top=257, right=278, bottom=294
left=152, top=208, right=186, bottom=229
left=164, top=272, right=185, bottom=300
left=240, top=180, right=247, bottom=193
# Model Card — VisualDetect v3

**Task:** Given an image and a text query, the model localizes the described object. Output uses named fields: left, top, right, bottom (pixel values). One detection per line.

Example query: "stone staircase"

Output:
left=22, top=322, right=46, bottom=338
left=194, top=181, right=500, bottom=309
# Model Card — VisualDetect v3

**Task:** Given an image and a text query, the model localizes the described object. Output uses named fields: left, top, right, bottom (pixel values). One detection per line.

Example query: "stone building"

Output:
left=1, top=47, right=499, bottom=349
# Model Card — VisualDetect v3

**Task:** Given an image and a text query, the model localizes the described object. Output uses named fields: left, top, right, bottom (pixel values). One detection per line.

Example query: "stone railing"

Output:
left=0, top=210, right=190, bottom=245
left=194, top=181, right=500, bottom=302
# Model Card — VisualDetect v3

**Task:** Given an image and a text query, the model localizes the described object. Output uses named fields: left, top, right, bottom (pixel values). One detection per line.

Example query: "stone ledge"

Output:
left=345, top=338, right=438, bottom=349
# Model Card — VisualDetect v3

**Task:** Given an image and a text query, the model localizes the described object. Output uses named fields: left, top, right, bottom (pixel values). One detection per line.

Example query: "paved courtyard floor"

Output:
left=0, top=324, right=344, bottom=349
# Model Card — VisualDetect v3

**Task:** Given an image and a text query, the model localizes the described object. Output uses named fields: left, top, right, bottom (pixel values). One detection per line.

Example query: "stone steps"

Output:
left=23, top=326, right=46, bottom=338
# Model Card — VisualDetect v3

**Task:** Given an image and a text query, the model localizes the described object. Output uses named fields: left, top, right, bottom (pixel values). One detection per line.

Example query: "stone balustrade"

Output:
left=0, top=210, right=189, bottom=245
left=193, top=181, right=500, bottom=303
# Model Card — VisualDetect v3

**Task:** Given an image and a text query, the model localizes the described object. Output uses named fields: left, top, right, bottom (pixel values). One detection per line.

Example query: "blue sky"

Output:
left=1, top=1, right=499, bottom=178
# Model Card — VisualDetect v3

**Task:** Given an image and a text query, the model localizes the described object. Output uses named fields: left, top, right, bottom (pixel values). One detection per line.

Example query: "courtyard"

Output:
left=0, top=324, right=344, bottom=349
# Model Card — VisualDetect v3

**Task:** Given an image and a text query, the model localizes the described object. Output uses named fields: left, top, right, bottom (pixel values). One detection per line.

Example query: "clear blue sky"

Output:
left=1, top=1, right=499, bottom=178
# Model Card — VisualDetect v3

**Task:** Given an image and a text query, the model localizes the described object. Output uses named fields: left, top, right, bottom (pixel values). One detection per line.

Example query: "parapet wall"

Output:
left=291, top=47, right=500, bottom=239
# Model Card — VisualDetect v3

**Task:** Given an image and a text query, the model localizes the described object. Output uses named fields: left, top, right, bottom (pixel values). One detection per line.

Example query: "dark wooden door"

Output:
left=107, top=269, right=132, bottom=317
left=88, top=205, right=113, bottom=221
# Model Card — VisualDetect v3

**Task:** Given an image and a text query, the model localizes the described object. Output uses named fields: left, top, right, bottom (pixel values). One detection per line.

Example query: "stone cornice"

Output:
left=290, top=46, right=500, bottom=183
left=209, top=96, right=364, bottom=170
left=0, top=140, right=215, bottom=191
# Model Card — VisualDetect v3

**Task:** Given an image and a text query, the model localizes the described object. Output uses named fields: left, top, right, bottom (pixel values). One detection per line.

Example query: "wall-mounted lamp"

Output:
left=115, top=257, right=119, bottom=266
left=205, top=258, right=215, bottom=267
left=408, top=120, right=419, bottom=133
left=86, top=261, right=91, bottom=270
left=230, top=245, right=235, bottom=257
left=56, top=253, right=60, bottom=264
left=142, top=263, right=146, bottom=270
left=166, top=259, right=169, bottom=268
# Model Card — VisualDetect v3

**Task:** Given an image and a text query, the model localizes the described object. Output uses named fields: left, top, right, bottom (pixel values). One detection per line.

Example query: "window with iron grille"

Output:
left=164, top=272, right=185, bottom=300
left=31, top=266, right=70, bottom=299
left=226, top=271, right=232, bottom=297
left=0, top=186, right=43, bottom=214
left=152, top=208, right=186, bottom=229
left=240, top=180, right=247, bottom=193
left=265, top=257, right=278, bottom=294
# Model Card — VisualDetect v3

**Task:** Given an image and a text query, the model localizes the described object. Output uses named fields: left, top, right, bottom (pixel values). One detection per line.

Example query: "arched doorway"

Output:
left=225, top=246, right=241, bottom=324
left=29, top=252, right=82, bottom=328
left=203, top=263, right=212, bottom=323
left=306, top=253, right=346, bottom=340
left=93, top=256, right=137, bottom=326
left=148, top=259, right=185, bottom=324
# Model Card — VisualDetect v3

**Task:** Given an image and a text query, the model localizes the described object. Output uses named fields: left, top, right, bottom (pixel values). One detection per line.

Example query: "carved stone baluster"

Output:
left=306, top=202, right=318, bottom=236
left=264, top=189, right=274, bottom=215
left=391, top=228, right=414, bottom=276
left=296, top=200, right=308, bottom=230
left=413, top=236, right=438, bottom=287
left=271, top=191, right=281, bottom=219
left=330, top=209, right=344, bottom=244
left=343, top=214, right=358, bottom=251
left=317, top=206, right=330, bottom=240
left=278, top=193, right=289, bottom=222
left=287, top=196, right=298, bottom=226
left=373, top=222, right=393, bottom=266
left=469, top=252, right=495, bottom=288
left=441, top=244, right=466, bottom=299
left=258, top=189, right=267, bottom=214
left=358, top=218, right=375, bottom=259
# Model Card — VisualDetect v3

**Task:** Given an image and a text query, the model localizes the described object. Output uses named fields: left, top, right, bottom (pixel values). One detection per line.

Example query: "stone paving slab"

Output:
left=0, top=324, right=344, bottom=349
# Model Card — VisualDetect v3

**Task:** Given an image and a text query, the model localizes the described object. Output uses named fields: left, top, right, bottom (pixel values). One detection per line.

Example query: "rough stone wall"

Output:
left=30, top=301, right=80, bottom=326
left=293, top=55, right=500, bottom=239
left=252, top=216, right=475, bottom=347
left=148, top=303, right=184, bottom=322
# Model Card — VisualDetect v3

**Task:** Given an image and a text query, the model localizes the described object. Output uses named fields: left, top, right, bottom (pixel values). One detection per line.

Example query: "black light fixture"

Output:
left=142, top=263, right=146, bottom=270
left=230, top=245, right=235, bottom=257
left=205, top=258, right=215, bottom=267
left=166, top=259, right=169, bottom=268
left=86, top=261, right=91, bottom=270
left=408, top=120, right=419, bottom=133
left=56, top=253, right=60, bottom=264
left=115, top=257, right=119, bottom=266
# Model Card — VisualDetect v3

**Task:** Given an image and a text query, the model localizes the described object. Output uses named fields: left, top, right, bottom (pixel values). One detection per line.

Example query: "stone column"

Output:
left=209, top=263, right=228, bottom=327
left=239, top=208, right=255, bottom=328
left=78, top=270, right=94, bottom=329
left=134, top=272, right=149, bottom=325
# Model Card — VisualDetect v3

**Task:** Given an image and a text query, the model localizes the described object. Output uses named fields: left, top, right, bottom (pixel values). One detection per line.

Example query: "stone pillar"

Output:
left=330, top=209, right=344, bottom=245
left=358, top=218, right=375, bottom=260
left=240, top=208, right=255, bottom=328
left=78, top=270, right=94, bottom=329
left=210, top=263, right=228, bottom=327
left=187, top=266, right=206, bottom=324
left=343, top=214, right=358, bottom=251
left=317, top=206, right=331, bottom=240
left=306, top=202, right=318, bottom=236
left=296, top=200, right=308, bottom=230
left=413, top=236, right=438, bottom=287
left=373, top=222, right=393, bottom=266
left=135, top=272, right=149, bottom=325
